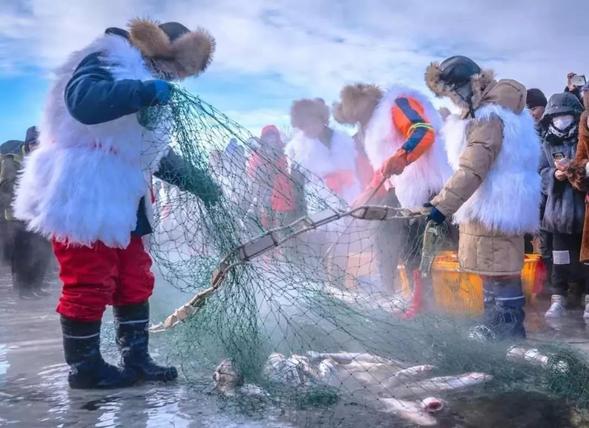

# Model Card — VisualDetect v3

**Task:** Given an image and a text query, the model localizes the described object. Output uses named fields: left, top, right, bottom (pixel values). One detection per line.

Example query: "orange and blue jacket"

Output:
left=390, top=96, right=435, bottom=165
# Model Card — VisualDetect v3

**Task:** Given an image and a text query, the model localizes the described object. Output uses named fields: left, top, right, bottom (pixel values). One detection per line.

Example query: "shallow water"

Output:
left=0, top=270, right=586, bottom=427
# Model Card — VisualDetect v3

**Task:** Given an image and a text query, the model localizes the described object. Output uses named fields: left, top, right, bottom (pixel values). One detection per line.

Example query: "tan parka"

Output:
left=431, top=79, right=528, bottom=276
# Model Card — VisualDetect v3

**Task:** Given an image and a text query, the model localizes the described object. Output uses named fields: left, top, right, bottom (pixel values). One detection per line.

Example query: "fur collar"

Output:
left=129, top=18, right=214, bottom=80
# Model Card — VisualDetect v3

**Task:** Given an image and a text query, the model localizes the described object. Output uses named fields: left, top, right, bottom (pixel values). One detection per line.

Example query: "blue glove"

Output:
left=424, top=203, right=446, bottom=224
left=145, top=79, right=172, bottom=106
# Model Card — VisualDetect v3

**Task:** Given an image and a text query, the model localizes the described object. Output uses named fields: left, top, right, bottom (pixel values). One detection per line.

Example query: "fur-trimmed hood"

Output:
left=127, top=19, right=215, bottom=80
left=425, top=62, right=495, bottom=112
left=332, top=83, right=384, bottom=127
left=426, top=62, right=526, bottom=115
left=290, top=98, right=330, bottom=129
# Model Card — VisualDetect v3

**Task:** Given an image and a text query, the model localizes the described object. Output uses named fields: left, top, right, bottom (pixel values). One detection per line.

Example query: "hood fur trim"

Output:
left=425, top=62, right=495, bottom=110
left=332, top=83, right=383, bottom=126
left=290, top=98, right=330, bottom=128
left=129, top=18, right=215, bottom=79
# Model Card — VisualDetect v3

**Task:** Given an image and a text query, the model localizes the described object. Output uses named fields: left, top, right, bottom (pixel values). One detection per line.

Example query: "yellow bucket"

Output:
left=427, top=251, right=542, bottom=315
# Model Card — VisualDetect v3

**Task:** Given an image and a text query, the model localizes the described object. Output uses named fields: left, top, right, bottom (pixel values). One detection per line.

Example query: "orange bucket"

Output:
left=432, top=251, right=542, bottom=315
left=400, top=252, right=542, bottom=316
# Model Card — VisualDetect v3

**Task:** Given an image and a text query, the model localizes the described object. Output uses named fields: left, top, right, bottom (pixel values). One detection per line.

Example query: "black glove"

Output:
left=423, top=203, right=446, bottom=224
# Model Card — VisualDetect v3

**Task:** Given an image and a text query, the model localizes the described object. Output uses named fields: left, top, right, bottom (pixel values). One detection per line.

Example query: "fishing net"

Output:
left=141, top=86, right=589, bottom=426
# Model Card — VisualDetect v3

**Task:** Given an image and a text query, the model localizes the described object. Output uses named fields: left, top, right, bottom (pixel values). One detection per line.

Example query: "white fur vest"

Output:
left=443, top=105, right=541, bottom=234
left=285, top=129, right=361, bottom=204
left=364, top=85, right=452, bottom=209
left=14, top=35, right=170, bottom=248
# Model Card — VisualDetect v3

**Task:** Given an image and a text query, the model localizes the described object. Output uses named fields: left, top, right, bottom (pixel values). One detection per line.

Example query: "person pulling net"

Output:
left=141, top=84, right=589, bottom=426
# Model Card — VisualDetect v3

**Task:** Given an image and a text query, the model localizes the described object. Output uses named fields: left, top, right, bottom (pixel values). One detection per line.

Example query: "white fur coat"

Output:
left=285, top=129, right=361, bottom=204
left=14, top=35, right=171, bottom=248
left=364, top=85, right=452, bottom=209
left=443, top=105, right=541, bottom=234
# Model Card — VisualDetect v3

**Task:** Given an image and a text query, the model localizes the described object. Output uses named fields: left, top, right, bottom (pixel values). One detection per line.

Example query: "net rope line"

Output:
left=150, top=204, right=424, bottom=332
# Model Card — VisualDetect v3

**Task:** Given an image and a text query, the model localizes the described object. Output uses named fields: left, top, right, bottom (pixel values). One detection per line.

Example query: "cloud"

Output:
left=1, top=0, right=588, bottom=135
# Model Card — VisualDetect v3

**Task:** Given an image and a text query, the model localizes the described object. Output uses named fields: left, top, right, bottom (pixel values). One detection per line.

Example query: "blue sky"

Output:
left=1, top=0, right=588, bottom=142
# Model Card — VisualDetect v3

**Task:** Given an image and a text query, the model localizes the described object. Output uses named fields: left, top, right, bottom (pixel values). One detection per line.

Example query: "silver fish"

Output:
left=214, top=352, right=490, bottom=427
left=390, top=372, right=492, bottom=399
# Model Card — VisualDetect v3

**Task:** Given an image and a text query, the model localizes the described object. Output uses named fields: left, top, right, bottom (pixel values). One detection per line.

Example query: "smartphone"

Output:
left=572, top=74, right=586, bottom=87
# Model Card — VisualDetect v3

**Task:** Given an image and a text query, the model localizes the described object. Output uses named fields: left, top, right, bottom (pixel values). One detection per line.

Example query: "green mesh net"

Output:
left=140, top=87, right=589, bottom=426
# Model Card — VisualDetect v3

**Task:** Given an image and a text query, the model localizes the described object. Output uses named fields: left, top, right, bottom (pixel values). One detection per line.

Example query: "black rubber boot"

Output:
left=114, top=302, right=178, bottom=382
left=61, top=316, right=138, bottom=389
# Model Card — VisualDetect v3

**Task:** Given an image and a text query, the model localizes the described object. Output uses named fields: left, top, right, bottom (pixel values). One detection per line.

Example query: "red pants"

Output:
left=53, top=236, right=155, bottom=322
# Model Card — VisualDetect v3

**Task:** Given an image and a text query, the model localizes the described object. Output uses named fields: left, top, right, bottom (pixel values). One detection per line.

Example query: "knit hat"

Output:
left=526, top=88, right=547, bottom=109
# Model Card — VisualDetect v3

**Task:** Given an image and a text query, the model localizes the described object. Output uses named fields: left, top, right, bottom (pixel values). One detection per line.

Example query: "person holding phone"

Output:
left=539, top=92, right=587, bottom=318
left=565, top=73, right=586, bottom=104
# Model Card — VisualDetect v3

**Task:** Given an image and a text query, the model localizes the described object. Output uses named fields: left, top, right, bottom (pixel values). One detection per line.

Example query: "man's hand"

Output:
left=380, top=150, right=408, bottom=178
left=146, top=80, right=173, bottom=106
left=555, top=169, right=568, bottom=181
left=422, top=203, right=446, bottom=225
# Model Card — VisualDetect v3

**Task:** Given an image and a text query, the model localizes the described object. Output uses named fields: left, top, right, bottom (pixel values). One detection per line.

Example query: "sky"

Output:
left=1, top=0, right=588, bottom=142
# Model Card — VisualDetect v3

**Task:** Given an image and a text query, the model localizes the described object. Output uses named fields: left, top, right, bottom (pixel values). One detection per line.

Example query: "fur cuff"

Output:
left=129, top=18, right=214, bottom=79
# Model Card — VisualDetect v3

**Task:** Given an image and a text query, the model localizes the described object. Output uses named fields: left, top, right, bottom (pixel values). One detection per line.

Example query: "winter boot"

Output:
left=472, top=277, right=526, bottom=341
left=61, top=316, right=138, bottom=389
left=545, top=295, right=566, bottom=318
left=583, top=295, right=589, bottom=321
left=114, top=302, right=178, bottom=382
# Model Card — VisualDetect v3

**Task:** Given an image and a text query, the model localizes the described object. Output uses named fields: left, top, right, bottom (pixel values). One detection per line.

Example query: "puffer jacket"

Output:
left=431, top=78, right=540, bottom=276
left=539, top=129, right=585, bottom=234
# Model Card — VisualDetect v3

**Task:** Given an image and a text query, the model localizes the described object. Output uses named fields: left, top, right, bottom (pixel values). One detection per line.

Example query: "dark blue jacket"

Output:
left=540, top=131, right=586, bottom=234
left=65, top=50, right=218, bottom=236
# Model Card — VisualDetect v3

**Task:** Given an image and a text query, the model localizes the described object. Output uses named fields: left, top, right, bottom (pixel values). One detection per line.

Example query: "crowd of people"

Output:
left=258, top=66, right=589, bottom=338
left=2, top=17, right=589, bottom=390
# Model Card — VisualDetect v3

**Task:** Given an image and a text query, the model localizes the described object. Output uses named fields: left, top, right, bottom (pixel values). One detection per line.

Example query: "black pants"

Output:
left=551, top=232, right=589, bottom=295
left=0, top=221, right=52, bottom=294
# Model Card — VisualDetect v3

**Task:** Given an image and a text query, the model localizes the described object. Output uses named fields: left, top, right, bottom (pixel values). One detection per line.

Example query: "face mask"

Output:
left=552, top=115, right=575, bottom=131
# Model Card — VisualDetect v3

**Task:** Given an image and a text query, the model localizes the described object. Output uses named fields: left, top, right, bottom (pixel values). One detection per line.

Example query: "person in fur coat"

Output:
left=13, top=20, right=219, bottom=389
left=425, top=56, right=541, bottom=340
left=565, top=86, right=589, bottom=319
left=332, top=83, right=451, bottom=291
left=285, top=98, right=361, bottom=205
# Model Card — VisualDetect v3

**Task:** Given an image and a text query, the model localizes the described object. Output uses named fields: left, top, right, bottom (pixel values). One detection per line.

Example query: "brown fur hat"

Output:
left=332, top=83, right=384, bottom=126
left=129, top=18, right=215, bottom=80
left=425, top=62, right=495, bottom=110
left=290, top=98, right=330, bottom=129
